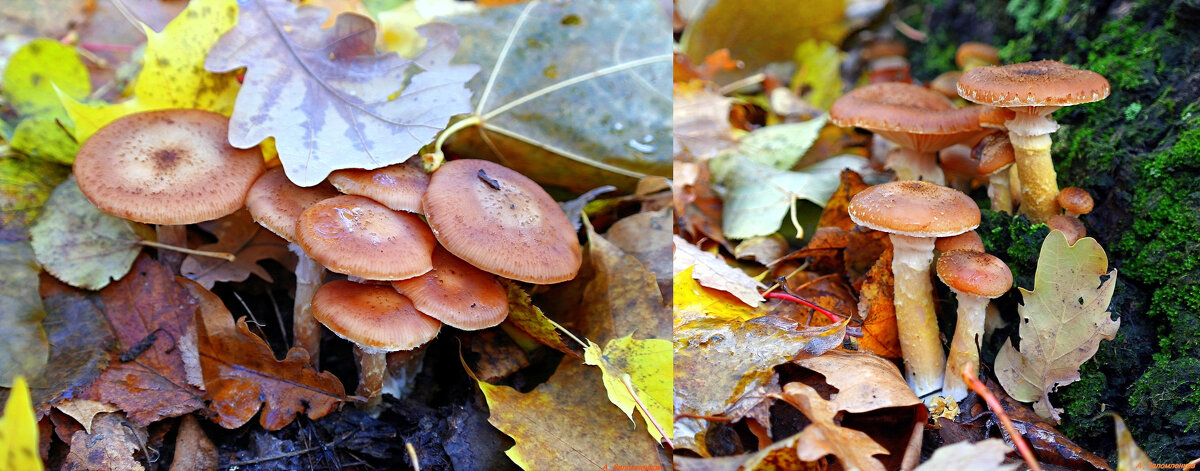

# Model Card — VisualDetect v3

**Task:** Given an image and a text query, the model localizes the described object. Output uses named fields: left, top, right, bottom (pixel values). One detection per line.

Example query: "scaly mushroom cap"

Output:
left=423, top=160, right=582, bottom=284
left=296, top=195, right=436, bottom=280
left=328, top=157, right=429, bottom=213
left=958, top=60, right=1111, bottom=108
left=935, top=230, right=984, bottom=253
left=831, top=83, right=985, bottom=152
left=955, top=42, right=1000, bottom=69
left=974, top=132, right=1016, bottom=175
left=246, top=167, right=339, bottom=242
left=392, top=246, right=509, bottom=331
left=1057, top=187, right=1094, bottom=215
left=848, top=180, right=981, bottom=238
left=936, top=249, right=1012, bottom=298
left=74, top=109, right=265, bottom=225
left=312, top=280, right=441, bottom=353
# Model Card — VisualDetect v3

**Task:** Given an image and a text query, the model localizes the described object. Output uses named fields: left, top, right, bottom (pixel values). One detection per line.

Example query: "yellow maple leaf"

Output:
left=0, top=377, right=44, bottom=471
left=59, top=0, right=241, bottom=142
left=583, top=336, right=673, bottom=443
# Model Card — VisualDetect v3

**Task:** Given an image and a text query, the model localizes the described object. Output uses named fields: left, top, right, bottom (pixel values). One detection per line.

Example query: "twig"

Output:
left=763, top=292, right=842, bottom=323
left=405, top=442, right=420, bottom=471
left=224, top=431, right=356, bottom=467
left=718, top=73, right=766, bottom=95
left=961, top=364, right=1041, bottom=471
left=137, top=240, right=236, bottom=261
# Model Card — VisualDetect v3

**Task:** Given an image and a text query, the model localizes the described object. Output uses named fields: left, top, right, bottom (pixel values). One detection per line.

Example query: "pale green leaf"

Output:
left=583, top=336, right=673, bottom=443
left=0, top=240, right=48, bottom=387
left=0, top=154, right=70, bottom=231
left=710, top=114, right=829, bottom=180
left=9, top=116, right=78, bottom=165
left=30, top=177, right=141, bottom=290
left=718, top=154, right=868, bottom=239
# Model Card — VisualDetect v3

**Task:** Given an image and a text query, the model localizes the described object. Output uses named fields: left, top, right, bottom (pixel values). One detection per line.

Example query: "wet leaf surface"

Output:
left=30, top=177, right=141, bottom=290
left=584, top=336, right=673, bottom=443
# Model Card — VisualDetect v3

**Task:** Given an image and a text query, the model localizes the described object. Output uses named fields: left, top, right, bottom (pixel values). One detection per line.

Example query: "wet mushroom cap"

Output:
left=246, top=167, right=339, bottom=242
left=936, top=249, right=1013, bottom=298
left=423, top=159, right=582, bottom=284
left=74, top=109, right=265, bottom=225
left=1047, top=214, right=1087, bottom=243
left=930, top=71, right=963, bottom=100
left=392, top=246, right=509, bottom=331
left=939, top=144, right=977, bottom=176
left=974, top=133, right=1016, bottom=175
left=1057, top=187, right=1094, bottom=215
left=955, top=42, right=1000, bottom=69
left=848, top=180, right=981, bottom=237
left=957, top=60, right=1111, bottom=108
left=312, top=280, right=441, bottom=353
left=935, top=230, right=984, bottom=253
left=831, top=83, right=985, bottom=152
left=296, top=195, right=436, bottom=280
left=328, top=157, right=429, bottom=213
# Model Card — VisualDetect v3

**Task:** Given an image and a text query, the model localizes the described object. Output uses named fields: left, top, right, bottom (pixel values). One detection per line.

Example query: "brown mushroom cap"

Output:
left=1057, top=187, right=1094, bottom=215
left=930, top=71, right=963, bottom=100
left=939, top=144, right=978, bottom=176
left=978, top=106, right=1016, bottom=129
left=74, top=109, right=266, bottom=225
left=974, top=132, right=1016, bottom=175
left=246, top=167, right=339, bottom=242
left=861, top=40, right=908, bottom=61
left=312, top=280, right=441, bottom=353
left=328, top=157, right=429, bottom=213
left=392, top=246, right=509, bottom=330
left=955, top=42, right=1000, bottom=69
left=957, top=60, right=1111, bottom=108
left=848, top=180, right=981, bottom=237
left=935, top=230, right=984, bottom=253
left=831, top=83, right=985, bottom=152
left=296, top=195, right=436, bottom=280
left=1047, top=214, right=1087, bottom=243
left=423, top=159, right=581, bottom=284
left=936, top=249, right=1012, bottom=298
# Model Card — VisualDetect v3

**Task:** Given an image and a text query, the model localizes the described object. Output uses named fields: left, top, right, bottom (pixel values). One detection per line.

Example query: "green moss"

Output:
left=1128, top=355, right=1200, bottom=460
left=1005, top=0, right=1068, bottom=33
left=977, top=210, right=1048, bottom=289
left=1057, top=365, right=1108, bottom=438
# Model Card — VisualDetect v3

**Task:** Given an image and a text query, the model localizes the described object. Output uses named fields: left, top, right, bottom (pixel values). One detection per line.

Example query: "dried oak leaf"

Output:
left=63, top=412, right=147, bottom=471
left=855, top=246, right=901, bottom=358
left=184, top=278, right=346, bottom=430
left=778, top=381, right=888, bottom=471
left=182, top=209, right=295, bottom=289
left=994, top=231, right=1119, bottom=422
left=93, top=256, right=204, bottom=426
left=205, top=0, right=478, bottom=186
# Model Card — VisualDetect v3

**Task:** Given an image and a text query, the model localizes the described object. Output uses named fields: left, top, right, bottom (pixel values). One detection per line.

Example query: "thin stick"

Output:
left=545, top=316, right=588, bottom=349
left=622, top=374, right=672, bottom=449
left=137, top=240, right=236, bottom=261
left=405, top=442, right=421, bottom=471
left=763, top=292, right=842, bottom=323
left=224, top=431, right=355, bottom=466
left=718, top=73, right=766, bottom=95
left=961, top=364, right=1042, bottom=471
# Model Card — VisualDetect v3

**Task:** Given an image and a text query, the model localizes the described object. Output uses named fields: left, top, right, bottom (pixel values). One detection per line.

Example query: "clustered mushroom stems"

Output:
left=888, top=234, right=946, bottom=397
left=986, top=169, right=1014, bottom=214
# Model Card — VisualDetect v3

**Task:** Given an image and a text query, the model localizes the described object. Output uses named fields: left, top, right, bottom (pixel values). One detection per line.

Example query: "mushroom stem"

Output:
left=942, top=290, right=989, bottom=401
left=382, top=347, right=428, bottom=400
left=354, top=348, right=387, bottom=413
left=888, top=234, right=946, bottom=398
left=1006, top=109, right=1061, bottom=222
left=156, top=225, right=188, bottom=273
left=986, top=171, right=1014, bottom=214
left=291, top=243, right=325, bottom=367
left=886, top=148, right=946, bottom=185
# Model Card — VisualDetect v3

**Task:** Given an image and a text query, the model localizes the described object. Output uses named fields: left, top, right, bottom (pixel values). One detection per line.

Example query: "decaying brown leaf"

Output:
left=54, top=400, right=118, bottom=435
left=185, top=278, right=346, bottom=430
left=169, top=415, right=219, bottom=471
left=778, top=381, right=888, bottom=471
left=674, top=235, right=765, bottom=307
left=63, top=412, right=147, bottom=471
left=583, top=224, right=671, bottom=343
left=181, top=209, right=296, bottom=289
left=816, top=169, right=871, bottom=231
left=913, top=439, right=1017, bottom=471
left=855, top=246, right=901, bottom=358
left=794, top=350, right=921, bottom=414
left=604, top=208, right=673, bottom=302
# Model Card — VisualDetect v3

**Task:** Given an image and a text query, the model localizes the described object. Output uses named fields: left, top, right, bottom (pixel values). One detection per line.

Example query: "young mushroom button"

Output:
left=423, top=159, right=582, bottom=284
left=937, top=250, right=1013, bottom=401
left=848, top=180, right=981, bottom=398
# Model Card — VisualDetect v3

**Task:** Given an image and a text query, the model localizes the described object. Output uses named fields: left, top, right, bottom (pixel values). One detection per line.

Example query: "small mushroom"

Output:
left=937, top=249, right=1012, bottom=400
left=955, top=42, right=1000, bottom=71
left=73, top=109, right=266, bottom=272
left=935, top=230, right=984, bottom=254
left=974, top=132, right=1017, bottom=214
left=245, top=166, right=339, bottom=365
left=1057, top=187, right=1094, bottom=217
left=312, top=280, right=441, bottom=411
left=938, top=144, right=978, bottom=191
left=861, top=40, right=911, bottom=84
left=296, top=195, right=436, bottom=280
left=958, top=60, right=1110, bottom=221
left=849, top=181, right=981, bottom=397
left=328, top=157, right=430, bottom=214
left=392, top=246, right=509, bottom=330
left=1046, top=214, right=1087, bottom=244
left=423, top=160, right=581, bottom=284
left=929, top=71, right=964, bottom=101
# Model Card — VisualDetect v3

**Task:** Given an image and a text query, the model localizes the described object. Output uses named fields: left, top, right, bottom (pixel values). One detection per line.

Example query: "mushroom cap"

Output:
left=939, top=144, right=978, bottom=176
left=392, top=246, right=509, bottom=331
left=974, top=132, right=1016, bottom=175
left=848, top=180, right=981, bottom=238
left=958, top=60, right=1111, bottom=108
left=74, top=109, right=266, bottom=225
left=246, top=167, right=339, bottom=242
left=935, top=230, right=984, bottom=253
left=978, top=106, right=1015, bottom=129
left=1047, top=214, right=1087, bottom=244
left=423, top=160, right=582, bottom=284
left=312, top=280, right=441, bottom=353
left=328, top=157, right=429, bottom=213
left=296, top=195, right=436, bottom=280
left=861, top=40, right=908, bottom=61
left=936, top=249, right=1012, bottom=298
left=955, top=42, right=1000, bottom=69
left=831, top=83, right=985, bottom=152
left=1057, top=187, right=1094, bottom=215
left=929, top=71, right=963, bottom=100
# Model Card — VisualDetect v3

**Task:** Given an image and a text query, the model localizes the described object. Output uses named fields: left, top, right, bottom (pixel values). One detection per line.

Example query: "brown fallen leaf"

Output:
left=63, top=412, right=147, bottom=471
left=603, top=208, right=672, bottom=302
left=1113, top=414, right=1153, bottom=470
left=54, top=400, right=118, bottom=435
left=169, top=415, right=218, bottom=471
left=733, top=234, right=790, bottom=265
left=816, top=169, right=870, bottom=230
left=583, top=223, right=671, bottom=343
left=93, top=255, right=204, bottom=426
left=181, top=209, right=296, bottom=289
left=674, top=235, right=765, bottom=307
left=674, top=81, right=736, bottom=162
left=468, top=330, right=530, bottom=383
left=778, top=381, right=889, bottom=471
left=184, top=278, right=346, bottom=430
left=674, top=160, right=730, bottom=250
left=500, top=279, right=579, bottom=358
left=793, top=350, right=921, bottom=414
left=28, top=293, right=113, bottom=411
left=771, top=274, right=857, bottom=329
left=855, top=247, right=902, bottom=358
left=913, top=439, right=1018, bottom=471
left=475, top=357, right=664, bottom=469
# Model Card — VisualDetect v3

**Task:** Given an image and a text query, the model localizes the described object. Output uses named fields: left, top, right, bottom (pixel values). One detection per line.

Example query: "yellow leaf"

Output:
left=60, top=0, right=241, bottom=141
left=583, top=336, right=673, bottom=443
left=673, top=266, right=761, bottom=327
left=791, top=39, right=844, bottom=110
left=0, top=377, right=44, bottom=471
left=1114, top=414, right=1153, bottom=471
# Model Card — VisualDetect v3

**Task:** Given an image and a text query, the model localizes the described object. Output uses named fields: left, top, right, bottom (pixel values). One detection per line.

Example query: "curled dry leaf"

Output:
left=913, top=439, right=1018, bottom=471
left=778, top=381, right=888, bottom=471
left=206, top=0, right=478, bottom=186
left=182, top=209, right=296, bottom=289
left=63, top=412, right=147, bottom=471
left=673, top=235, right=765, bottom=307
left=184, top=277, right=346, bottom=430
left=583, top=224, right=671, bottom=343
left=855, top=246, right=902, bottom=358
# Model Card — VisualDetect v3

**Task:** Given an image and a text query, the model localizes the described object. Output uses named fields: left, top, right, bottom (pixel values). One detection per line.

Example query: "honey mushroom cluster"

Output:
left=246, top=158, right=582, bottom=411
